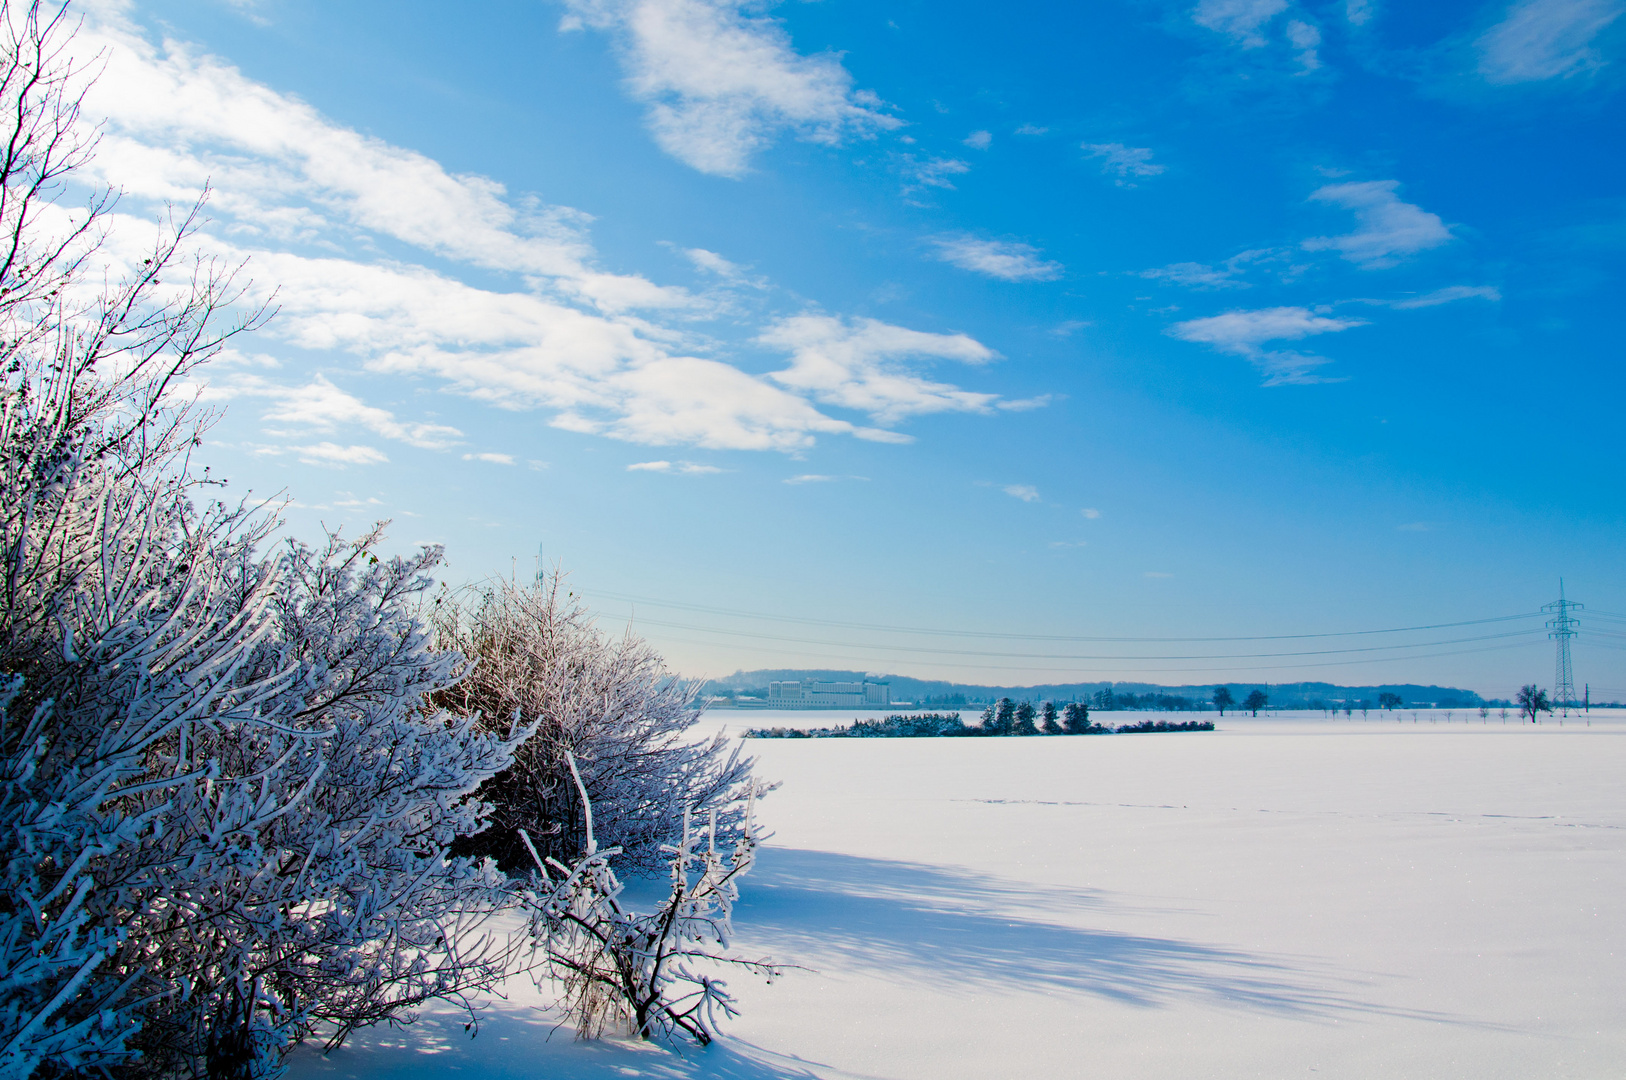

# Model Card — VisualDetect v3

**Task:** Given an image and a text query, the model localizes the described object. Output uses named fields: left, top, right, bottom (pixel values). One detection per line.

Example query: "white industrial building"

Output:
left=766, top=679, right=891, bottom=709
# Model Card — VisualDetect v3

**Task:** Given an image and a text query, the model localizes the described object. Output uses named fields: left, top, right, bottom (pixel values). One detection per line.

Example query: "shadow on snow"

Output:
left=738, top=846, right=1463, bottom=1025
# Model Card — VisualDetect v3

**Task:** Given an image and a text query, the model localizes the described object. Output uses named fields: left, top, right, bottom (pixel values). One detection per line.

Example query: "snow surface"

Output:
left=285, top=710, right=1626, bottom=1079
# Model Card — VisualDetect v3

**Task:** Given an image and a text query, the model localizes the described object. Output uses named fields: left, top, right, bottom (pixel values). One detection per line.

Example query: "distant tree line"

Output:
left=746, top=701, right=1214, bottom=739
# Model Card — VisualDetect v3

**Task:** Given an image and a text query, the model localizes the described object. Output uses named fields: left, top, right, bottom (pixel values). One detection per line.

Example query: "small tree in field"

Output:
left=983, top=697, right=1015, bottom=736
left=1212, top=686, right=1234, bottom=715
left=1243, top=689, right=1268, bottom=716
left=1517, top=685, right=1549, bottom=723
left=1062, top=701, right=1091, bottom=733
left=1013, top=700, right=1039, bottom=736
left=1040, top=700, right=1062, bottom=734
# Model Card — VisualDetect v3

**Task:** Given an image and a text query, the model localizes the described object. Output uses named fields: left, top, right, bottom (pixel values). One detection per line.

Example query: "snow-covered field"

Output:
left=286, top=710, right=1626, bottom=1080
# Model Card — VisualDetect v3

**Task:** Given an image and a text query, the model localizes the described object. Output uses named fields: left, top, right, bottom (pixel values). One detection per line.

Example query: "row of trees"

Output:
left=979, top=699, right=1097, bottom=735
left=0, top=6, right=763, bottom=1076
left=1210, top=687, right=1269, bottom=716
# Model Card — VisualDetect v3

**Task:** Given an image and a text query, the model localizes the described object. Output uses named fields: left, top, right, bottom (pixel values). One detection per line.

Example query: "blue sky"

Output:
left=72, top=0, right=1626, bottom=696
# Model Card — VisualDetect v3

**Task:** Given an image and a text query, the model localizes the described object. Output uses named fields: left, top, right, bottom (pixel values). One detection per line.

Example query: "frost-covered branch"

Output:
left=435, top=576, right=760, bottom=876
left=522, top=754, right=777, bottom=1045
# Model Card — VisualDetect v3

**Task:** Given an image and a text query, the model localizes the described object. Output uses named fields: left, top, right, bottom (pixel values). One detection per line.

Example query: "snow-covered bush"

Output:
left=124, top=529, right=535, bottom=1080
left=0, top=5, right=529, bottom=1075
left=522, top=755, right=776, bottom=1045
left=435, top=576, right=758, bottom=876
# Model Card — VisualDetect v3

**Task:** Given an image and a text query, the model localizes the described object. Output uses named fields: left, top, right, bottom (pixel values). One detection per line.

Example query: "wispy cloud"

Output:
left=1168, top=306, right=1366, bottom=385
left=1082, top=143, right=1165, bottom=185
left=287, top=442, right=389, bottom=467
left=205, top=374, right=464, bottom=450
left=627, top=459, right=721, bottom=474
left=557, top=0, right=900, bottom=177
left=1015, top=123, right=1049, bottom=135
left=682, top=246, right=767, bottom=288
left=1192, top=0, right=1289, bottom=47
left=462, top=452, right=516, bottom=465
left=760, top=315, right=1002, bottom=426
left=1285, top=19, right=1323, bottom=71
left=1387, top=284, right=1502, bottom=309
left=1138, top=248, right=1302, bottom=290
left=1081, top=507, right=1101, bottom=519
left=783, top=473, right=835, bottom=484
left=1303, top=181, right=1452, bottom=268
left=1004, top=484, right=1041, bottom=502
left=901, top=155, right=972, bottom=193
left=1138, top=260, right=1252, bottom=289
left=1477, top=0, right=1624, bottom=83
left=963, top=130, right=992, bottom=150
left=331, top=492, right=385, bottom=511
left=931, top=236, right=1063, bottom=282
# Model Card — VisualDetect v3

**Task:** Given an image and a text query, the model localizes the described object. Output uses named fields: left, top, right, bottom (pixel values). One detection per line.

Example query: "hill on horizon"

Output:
left=700, top=670, right=1492, bottom=709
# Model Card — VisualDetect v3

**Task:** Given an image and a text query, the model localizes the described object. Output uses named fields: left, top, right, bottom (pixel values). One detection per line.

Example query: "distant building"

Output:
left=766, top=679, right=890, bottom=709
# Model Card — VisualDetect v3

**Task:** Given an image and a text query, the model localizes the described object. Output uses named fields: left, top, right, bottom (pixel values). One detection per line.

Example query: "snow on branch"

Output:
left=522, top=752, right=778, bottom=1046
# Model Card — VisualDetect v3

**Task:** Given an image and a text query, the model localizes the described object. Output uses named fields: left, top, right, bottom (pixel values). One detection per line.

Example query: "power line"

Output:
left=603, top=612, right=1544, bottom=663
left=580, top=587, right=1542, bottom=644
left=654, top=635, right=1542, bottom=678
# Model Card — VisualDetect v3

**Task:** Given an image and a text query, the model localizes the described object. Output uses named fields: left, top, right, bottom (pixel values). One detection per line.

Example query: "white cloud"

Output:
left=1193, top=0, right=1290, bottom=46
left=1049, top=540, right=1087, bottom=549
left=1388, top=284, right=1502, bottom=308
left=963, top=130, right=992, bottom=150
left=1138, top=261, right=1247, bottom=289
left=290, top=442, right=389, bottom=467
left=463, top=452, right=516, bottom=465
left=1015, top=123, right=1049, bottom=135
left=931, top=236, right=1063, bottom=282
left=1168, top=306, right=1367, bottom=385
left=80, top=16, right=696, bottom=316
left=784, top=473, right=836, bottom=484
left=1345, top=0, right=1375, bottom=25
left=901, top=155, right=971, bottom=192
left=559, top=0, right=900, bottom=177
left=1081, top=507, right=1102, bottom=519
left=760, top=315, right=1001, bottom=425
left=331, top=493, right=385, bottom=511
left=1082, top=143, right=1165, bottom=185
left=1477, top=0, right=1624, bottom=83
left=1303, top=181, right=1452, bottom=268
left=71, top=8, right=1013, bottom=459
left=997, top=395, right=1053, bottom=412
left=1004, top=484, right=1041, bottom=502
left=626, top=459, right=720, bottom=473
left=1139, top=248, right=1300, bottom=289
left=1286, top=19, right=1323, bottom=70
left=208, top=373, right=464, bottom=449
left=682, top=246, right=765, bottom=287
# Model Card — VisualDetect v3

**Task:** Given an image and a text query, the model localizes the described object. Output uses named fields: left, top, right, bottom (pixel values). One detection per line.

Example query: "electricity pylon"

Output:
left=1543, top=580, right=1582, bottom=717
